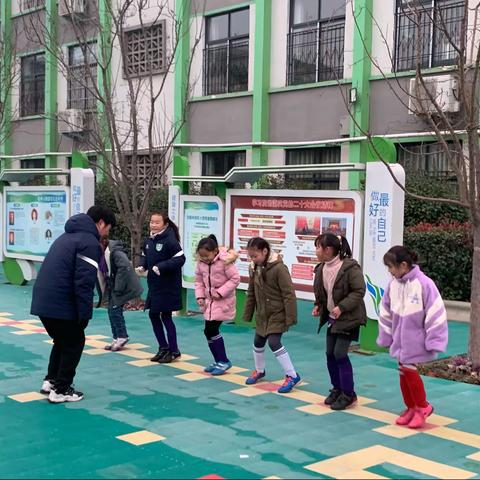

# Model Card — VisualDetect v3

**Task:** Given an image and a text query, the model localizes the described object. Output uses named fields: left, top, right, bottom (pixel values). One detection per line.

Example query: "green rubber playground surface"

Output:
left=0, top=266, right=479, bottom=479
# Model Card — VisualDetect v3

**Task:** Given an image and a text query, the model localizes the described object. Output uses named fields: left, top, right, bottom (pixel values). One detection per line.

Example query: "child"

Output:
left=136, top=212, right=186, bottom=363
left=195, top=234, right=240, bottom=375
left=378, top=246, right=448, bottom=429
left=102, top=238, right=143, bottom=351
left=312, top=233, right=366, bottom=410
left=242, top=237, right=301, bottom=393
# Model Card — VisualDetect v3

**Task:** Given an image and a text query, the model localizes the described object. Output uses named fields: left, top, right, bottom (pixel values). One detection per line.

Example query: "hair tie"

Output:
left=337, top=235, right=342, bottom=242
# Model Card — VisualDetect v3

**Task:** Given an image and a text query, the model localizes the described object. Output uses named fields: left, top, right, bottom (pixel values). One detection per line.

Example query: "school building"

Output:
left=0, top=0, right=467, bottom=188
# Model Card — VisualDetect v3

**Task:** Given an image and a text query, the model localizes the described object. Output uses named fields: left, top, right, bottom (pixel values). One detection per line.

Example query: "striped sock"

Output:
left=253, top=345, right=265, bottom=373
left=273, top=346, right=296, bottom=378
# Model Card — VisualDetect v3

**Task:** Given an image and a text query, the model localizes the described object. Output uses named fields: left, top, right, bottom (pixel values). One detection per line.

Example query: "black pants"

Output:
left=40, top=317, right=87, bottom=392
left=204, top=320, right=222, bottom=340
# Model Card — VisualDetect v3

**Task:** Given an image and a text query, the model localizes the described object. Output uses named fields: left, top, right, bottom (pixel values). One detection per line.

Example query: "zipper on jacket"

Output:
left=208, top=263, right=213, bottom=321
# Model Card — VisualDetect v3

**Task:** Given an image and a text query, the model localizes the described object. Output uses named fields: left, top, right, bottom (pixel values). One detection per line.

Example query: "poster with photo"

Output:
left=180, top=196, right=223, bottom=287
left=226, top=190, right=363, bottom=300
left=3, top=187, right=69, bottom=260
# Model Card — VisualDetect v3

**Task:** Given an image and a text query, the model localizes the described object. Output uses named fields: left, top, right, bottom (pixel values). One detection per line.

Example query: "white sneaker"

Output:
left=104, top=340, right=116, bottom=351
left=40, top=380, right=54, bottom=394
left=48, top=386, right=84, bottom=403
left=112, top=337, right=129, bottom=351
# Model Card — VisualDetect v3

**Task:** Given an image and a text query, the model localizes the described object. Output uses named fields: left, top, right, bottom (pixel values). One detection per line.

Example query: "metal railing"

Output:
left=287, top=21, right=345, bottom=86
left=394, top=1, right=465, bottom=72
left=203, top=39, right=249, bottom=96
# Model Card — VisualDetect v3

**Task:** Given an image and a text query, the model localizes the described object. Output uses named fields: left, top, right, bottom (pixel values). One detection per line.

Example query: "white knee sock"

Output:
left=253, top=345, right=265, bottom=373
left=274, top=346, right=296, bottom=377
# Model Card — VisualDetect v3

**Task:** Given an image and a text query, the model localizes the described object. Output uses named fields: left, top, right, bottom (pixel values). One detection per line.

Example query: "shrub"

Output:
left=404, top=222, right=473, bottom=301
left=404, top=173, right=469, bottom=227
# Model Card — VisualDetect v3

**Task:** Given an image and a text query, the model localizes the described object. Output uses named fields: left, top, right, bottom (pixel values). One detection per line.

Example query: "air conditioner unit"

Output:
left=59, top=0, right=85, bottom=17
left=408, top=74, right=459, bottom=115
left=58, top=109, right=85, bottom=136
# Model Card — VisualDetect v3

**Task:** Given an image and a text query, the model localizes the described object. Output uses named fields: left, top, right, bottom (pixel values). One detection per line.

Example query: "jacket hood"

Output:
left=65, top=213, right=99, bottom=239
left=218, top=247, right=239, bottom=264
left=108, top=240, right=125, bottom=252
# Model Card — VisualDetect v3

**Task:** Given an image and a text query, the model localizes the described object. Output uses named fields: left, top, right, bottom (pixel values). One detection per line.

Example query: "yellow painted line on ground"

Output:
left=466, top=451, right=480, bottom=461
left=83, top=348, right=110, bottom=356
left=295, top=404, right=332, bottom=416
left=123, top=343, right=150, bottom=349
left=85, top=339, right=110, bottom=349
left=425, top=426, right=480, bottom=449
left=85, top=334, right=109, bottom=339
left=213, top=373, right=251, bottom=386
left=163, top=361, right=205, bottom=373
left=0, top=312, right=13, bottom=316
left=175, top=372, right=210, bottom=382
left=116, top=430, right=165, bottom=446
left=373, top=424, right=419, bottom=439
left=8, top=392, right=46, bottom=403
left=18, top=319, right=41, bottom=324
left=116, top=350, right=154, bottom=360
left=304, top=445, right=476, bottom=479
left=230, top=387, right=270, bottom=397
left=11, top=330, right=38, bottom=335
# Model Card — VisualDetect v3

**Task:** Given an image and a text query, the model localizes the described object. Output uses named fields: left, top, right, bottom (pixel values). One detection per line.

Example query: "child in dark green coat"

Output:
left=312, top=233, right=366, bottom=410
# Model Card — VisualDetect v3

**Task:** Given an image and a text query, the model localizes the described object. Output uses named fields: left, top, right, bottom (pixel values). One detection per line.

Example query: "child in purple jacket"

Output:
left=377, top=246, right=448, bottom=429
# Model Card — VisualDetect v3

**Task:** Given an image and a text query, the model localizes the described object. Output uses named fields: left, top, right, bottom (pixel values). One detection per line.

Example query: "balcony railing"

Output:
left=203, top=39, right=249, bottom=96
left=287, top=21, right=345, bottom=86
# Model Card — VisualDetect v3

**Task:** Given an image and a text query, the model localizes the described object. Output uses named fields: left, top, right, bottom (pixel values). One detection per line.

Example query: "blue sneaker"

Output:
left=211, top=361, right=232, bottom=376
left=245, top=370, right=266, bottom=385
left=277, top=374, right=301, bottom=393
left=204, top=363, right=218, bottom=373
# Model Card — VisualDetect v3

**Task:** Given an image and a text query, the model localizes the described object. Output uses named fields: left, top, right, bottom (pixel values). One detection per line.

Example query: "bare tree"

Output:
left=340, top=0, right=480, bottom=365
left=0, top=20, right=18, bottom=150
left=22, top=0, right=201, bottom=261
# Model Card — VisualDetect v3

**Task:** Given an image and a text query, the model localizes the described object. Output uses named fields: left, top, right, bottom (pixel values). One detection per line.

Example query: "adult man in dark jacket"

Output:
left=31, top=205, right=116, bottom=403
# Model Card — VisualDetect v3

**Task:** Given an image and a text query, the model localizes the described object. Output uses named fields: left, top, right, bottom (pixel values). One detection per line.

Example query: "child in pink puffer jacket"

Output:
left=195, top=234, right=240, bottom=375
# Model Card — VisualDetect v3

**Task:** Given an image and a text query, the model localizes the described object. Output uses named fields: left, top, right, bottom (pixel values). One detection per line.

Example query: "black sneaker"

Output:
left=330, top=392, right=357, bottom=410
left=48, top=386, right=84, bottom=403
left=157, top=351, right=181, bottom=364
left=150, top=348, right=169, bottom=362
left=324, top=388, right=342, bottom=405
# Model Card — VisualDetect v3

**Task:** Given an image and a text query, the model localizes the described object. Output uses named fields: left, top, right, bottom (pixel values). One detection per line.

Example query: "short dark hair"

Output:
left=87, top=205, right=116, bottom=229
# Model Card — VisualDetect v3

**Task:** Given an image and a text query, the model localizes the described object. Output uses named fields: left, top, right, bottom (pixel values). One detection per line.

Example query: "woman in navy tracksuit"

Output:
left=137, top=211, right=185, bottom=363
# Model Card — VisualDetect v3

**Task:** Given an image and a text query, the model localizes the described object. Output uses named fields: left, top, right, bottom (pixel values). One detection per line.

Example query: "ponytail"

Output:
left=314, top=232, right=352, bottom=260
left=151, top=211, right=181, bottom=242
left=196, top=234, right=219, bottom=253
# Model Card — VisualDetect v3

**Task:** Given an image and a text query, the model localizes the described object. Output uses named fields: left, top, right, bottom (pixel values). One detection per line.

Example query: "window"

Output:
left=204, top=9, right=249, bottom=95
left=125, top=153, right=167, bottom=189
left=68, top=43, right=97, bottom=111
left=20, top=53, right=45, bottom=117
left=287, top=0, right=346, bottom=85
left=396, top=141, right=458, bottom=177
left=394, top=0, right=465, bottom=72
left=285, top=147, right=340, bottom=189
left=21, top=0, right=45, bottom=10
left=124, top=22, right=166, bottom=78
left=21, top=158, right=45, bottom=169
left=202, top=151, right=246, bottom=176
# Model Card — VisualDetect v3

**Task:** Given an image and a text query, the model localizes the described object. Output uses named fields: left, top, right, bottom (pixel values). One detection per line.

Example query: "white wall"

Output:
left=106, top=0, right=175, bottom=153
left=371, top=0, right=395, bottom=76
left=270, top=0, right=288, bottom=88
left=267, top=148, right=285, bottom=166
left=343, top=0, right=355, bottom=79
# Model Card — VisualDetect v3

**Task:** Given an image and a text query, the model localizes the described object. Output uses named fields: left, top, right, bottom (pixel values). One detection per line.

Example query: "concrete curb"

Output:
left=445, top=300, right=471, bottom=323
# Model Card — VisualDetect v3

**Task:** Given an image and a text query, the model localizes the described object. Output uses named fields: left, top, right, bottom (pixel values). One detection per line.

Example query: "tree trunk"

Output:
left=469, top=221, right=480, bottom=368
left=130, top=229, right=143, bottom=267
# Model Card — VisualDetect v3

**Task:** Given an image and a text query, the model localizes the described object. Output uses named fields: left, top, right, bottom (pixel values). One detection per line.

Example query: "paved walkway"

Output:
left=0, top=267, right=479, bottom=479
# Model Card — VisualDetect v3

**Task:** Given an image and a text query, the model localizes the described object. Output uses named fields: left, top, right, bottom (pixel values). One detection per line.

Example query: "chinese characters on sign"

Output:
left=368, top=191, right=390, bottom=261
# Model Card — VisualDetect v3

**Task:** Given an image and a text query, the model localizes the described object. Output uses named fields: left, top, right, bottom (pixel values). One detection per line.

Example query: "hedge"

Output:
left=404, top=222, right=473, bottom=301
